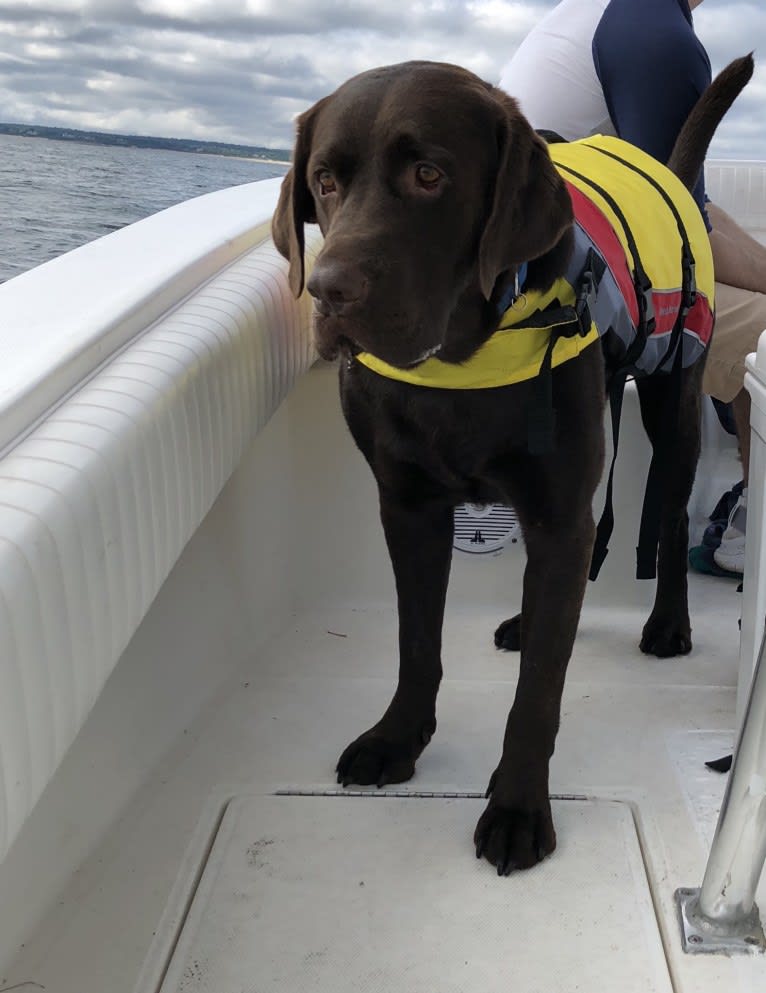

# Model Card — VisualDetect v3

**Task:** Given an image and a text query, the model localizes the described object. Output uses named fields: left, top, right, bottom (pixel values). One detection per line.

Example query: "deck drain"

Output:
left=274, top=788, right=589, bottom=800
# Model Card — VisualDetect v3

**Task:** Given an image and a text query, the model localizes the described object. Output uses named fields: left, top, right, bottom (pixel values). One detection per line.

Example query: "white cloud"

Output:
left=0, top=0, right=762, bottom=157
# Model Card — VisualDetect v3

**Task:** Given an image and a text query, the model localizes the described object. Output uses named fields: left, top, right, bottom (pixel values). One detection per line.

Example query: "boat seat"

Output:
left=0, top=177, right=319, bottom=865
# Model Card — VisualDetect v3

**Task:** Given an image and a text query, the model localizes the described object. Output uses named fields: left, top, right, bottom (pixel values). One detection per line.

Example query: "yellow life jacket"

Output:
left=355, top=134, right=714, bottom=390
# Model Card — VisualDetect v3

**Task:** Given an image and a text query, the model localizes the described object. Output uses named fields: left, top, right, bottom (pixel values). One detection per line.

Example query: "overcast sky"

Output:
left=0, top=1, right=764, bottom=158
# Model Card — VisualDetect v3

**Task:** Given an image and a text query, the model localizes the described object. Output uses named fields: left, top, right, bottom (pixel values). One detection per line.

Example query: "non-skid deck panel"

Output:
left=153, top=793, right=672, bottom=993
left=668, top=730, right=733, bottom=851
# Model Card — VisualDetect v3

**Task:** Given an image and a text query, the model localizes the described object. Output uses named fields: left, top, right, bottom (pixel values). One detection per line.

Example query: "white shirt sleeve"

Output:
left=498, top=0, right=615, bottom=141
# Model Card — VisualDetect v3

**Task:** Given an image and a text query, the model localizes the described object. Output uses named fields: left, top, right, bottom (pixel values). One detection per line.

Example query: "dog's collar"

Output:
left=496, top=262, right=528, bottom=315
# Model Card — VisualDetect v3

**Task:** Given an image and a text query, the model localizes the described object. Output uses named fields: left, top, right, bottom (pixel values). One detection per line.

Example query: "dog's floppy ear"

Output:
left=478, top=90, right=574, bottom=300
left=272, top=98, right=328, bottom=298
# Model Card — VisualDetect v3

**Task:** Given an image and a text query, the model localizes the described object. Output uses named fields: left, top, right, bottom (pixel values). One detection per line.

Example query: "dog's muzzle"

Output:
left=307, top=257, right=369, bottom=317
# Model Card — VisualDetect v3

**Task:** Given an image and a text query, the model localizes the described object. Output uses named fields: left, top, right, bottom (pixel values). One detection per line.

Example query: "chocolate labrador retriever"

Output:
left=273, top=56, right=752, bottom=874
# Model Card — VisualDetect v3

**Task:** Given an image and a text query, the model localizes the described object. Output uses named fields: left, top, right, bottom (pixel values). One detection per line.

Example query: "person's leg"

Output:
left=704, top=283, right=766, bottom=572
left=704, top=282, right=766, bottom=471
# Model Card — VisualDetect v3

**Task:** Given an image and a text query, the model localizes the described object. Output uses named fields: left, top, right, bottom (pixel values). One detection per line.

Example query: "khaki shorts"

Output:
left=704, top=282, right=766, bottom=403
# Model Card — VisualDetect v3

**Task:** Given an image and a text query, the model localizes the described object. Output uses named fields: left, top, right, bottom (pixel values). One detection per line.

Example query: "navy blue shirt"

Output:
left=593, top=0, right=712, bottom=223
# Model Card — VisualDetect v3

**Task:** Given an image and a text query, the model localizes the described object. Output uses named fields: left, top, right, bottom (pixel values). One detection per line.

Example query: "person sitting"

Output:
left=498, top=0, right=766, bottom=576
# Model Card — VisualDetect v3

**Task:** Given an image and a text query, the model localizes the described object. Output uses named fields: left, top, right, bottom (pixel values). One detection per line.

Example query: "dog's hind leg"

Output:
left=494, top=612, right=522, bottom=650
left=635, top=361, right=704, bottom=656
left=336, top=487, right=453, bottom=788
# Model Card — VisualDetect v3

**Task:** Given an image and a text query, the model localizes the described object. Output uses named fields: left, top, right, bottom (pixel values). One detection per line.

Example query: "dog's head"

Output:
left=273, top=61, right=573, bottom=367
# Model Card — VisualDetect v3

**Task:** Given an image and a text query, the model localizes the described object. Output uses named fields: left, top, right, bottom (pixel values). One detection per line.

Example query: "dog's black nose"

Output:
left=307, top=258, right=368, bottom=315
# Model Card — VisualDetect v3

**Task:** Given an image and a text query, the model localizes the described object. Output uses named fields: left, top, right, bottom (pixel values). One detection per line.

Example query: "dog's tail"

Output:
left=667, top=53, right=754, bottom=191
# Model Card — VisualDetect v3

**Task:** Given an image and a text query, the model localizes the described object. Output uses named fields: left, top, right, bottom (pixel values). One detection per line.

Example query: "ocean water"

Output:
left=0, top=133, right=289, bottom=283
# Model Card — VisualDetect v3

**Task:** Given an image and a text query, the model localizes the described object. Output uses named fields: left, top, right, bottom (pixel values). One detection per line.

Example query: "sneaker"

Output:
left=713, top=488, right=747, bottom=574
left=689, top=543, right=742, bottom=578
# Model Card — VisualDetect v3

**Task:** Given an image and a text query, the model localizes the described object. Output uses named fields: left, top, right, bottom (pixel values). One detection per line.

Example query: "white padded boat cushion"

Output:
left=0, top=186, right=320, bottom=864
left=0, top=178, right=297, bottom=458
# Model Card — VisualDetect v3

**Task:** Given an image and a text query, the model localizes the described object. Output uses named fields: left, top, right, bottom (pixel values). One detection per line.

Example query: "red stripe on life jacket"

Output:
left=565, top=181, right=639, bottom=325
left=565, top=181, right=714, bottom=348
left=649, top=289, right=713, bottom=344
left=685, top=294, right=714, bottom=345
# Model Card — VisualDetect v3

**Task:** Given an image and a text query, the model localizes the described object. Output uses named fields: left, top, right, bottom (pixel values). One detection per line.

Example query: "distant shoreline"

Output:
left=243, top=157, right=292, bottom=166
left=0, top=122, right=292, bottom=165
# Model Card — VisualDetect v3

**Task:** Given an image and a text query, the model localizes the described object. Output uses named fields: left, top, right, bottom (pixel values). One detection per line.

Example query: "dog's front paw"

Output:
left=494, top=613, right=521, bottom=651
left=640, top=613, right=692, bottom=657
left=474, top=772, right=556, bottom=875
left=336, top=720, right=435, bottom=788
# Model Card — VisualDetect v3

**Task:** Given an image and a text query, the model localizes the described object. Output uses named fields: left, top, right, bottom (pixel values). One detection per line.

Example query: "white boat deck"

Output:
left=2, top=585, right=758, bottom=992
left=1, top=367, right=759, bottom=993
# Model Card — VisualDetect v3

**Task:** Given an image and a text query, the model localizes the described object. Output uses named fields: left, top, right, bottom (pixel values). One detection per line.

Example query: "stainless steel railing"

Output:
left=676, top=618, right=766, bottom=954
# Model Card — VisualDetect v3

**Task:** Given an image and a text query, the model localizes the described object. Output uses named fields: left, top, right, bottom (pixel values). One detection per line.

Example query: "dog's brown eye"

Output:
left=316, top=169, right=337, bottom=196
left=415, top=163, right=443, bottom=190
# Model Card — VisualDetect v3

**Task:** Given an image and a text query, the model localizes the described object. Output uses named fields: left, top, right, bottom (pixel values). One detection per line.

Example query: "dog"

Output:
left=272, top=56, right=753, bottom=874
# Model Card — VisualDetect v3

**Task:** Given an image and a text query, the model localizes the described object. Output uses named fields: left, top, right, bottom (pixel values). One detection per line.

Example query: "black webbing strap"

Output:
left=527, top=248, right=606, bottom=455
left=528, top=319, right=586, bottom=455
left=583, top=141, right=698, bottom=325
left=528, top=326, right=561, bottom=456
left=555, top=159, right=657, bottom=351
left=537, top=129, right=568, bottom=145
left=575, top=247, right=608, bottom=337
left=589, top=370, right=629, bottom=580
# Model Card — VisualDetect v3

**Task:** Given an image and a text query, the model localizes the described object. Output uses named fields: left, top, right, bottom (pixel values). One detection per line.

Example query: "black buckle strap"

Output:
left=589, top=371, right=628, bottom=580
left=527, top=325, right=565, bottom=456
left=528, top=250, right=606, bottom=455
left=555, top=158, right=654, bottom=342
left=682, top=244, right=697, bottom=311
left=575, top=248, right=607, bottom=336
left=636, top=269, right=656, bottom=338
